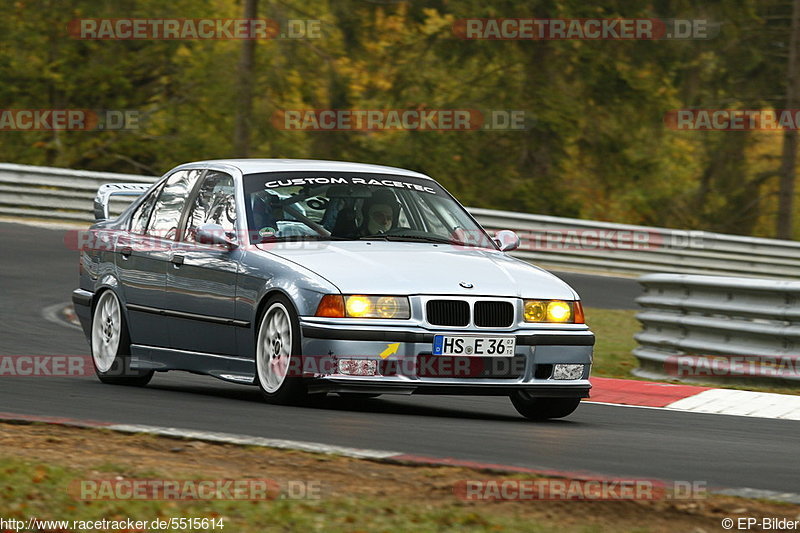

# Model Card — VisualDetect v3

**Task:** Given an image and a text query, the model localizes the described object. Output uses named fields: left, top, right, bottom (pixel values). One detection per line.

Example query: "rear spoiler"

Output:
left=93, top=183, right=152, bottom=221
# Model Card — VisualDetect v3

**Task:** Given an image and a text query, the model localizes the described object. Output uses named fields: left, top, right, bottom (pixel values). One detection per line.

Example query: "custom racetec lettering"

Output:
left=264, top=176, right=437, bottom=194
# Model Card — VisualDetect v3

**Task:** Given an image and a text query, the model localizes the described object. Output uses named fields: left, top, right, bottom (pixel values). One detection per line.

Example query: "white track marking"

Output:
left=714, top=487, right=800, bottom=504
left=107, top=424, right=401, bottom=459
left=666, top=389, right=800, bottom=420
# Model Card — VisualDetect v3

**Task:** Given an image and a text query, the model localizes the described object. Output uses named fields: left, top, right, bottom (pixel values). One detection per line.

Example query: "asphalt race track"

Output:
left=0, top=221, right=796, bottom=495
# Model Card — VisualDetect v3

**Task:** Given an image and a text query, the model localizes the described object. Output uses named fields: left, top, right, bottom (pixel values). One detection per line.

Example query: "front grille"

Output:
left=474, top=301, right=514, bottom=327
left=427, top=300, right=470, bottom=327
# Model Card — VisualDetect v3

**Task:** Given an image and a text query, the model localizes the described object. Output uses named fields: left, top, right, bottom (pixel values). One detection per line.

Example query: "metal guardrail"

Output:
left=472, top=208, right=800, bottom=279
left=1, top=162, right=800, bottom=278
left=633, top=273, right=800, bottom=383
left=0, top=163, right=154, bottom=222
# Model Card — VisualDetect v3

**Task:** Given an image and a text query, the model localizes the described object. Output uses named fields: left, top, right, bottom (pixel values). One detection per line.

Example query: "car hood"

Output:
left=256, top=241, right=578, bottom=299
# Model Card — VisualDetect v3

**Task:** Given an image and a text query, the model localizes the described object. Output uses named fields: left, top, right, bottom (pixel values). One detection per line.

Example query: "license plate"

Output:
left=432, top=335, right=516, bottom=356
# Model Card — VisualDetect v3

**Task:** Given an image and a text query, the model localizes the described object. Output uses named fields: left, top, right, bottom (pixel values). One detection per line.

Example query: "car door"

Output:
left=165, top=170, right=240, bottom=355
left=116, top=169, right=203, bottom=347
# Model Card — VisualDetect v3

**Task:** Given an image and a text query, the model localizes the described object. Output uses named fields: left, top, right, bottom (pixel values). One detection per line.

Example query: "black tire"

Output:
left=90, top=290, right=153, bottom=387
left=254, top=294, right=308, bottom=405
left=510, top=391, right=581, bottom=420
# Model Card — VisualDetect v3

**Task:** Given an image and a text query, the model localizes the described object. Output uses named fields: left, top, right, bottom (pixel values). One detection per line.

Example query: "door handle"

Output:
left=120, top=246, right=132, bottom=258
left=171, top=254, right=185, bottom=266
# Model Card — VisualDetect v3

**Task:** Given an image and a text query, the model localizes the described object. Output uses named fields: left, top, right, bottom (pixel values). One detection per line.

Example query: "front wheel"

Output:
left=90, top=290, right=153, bottom=386
left=510, top=391, right=581, bottom=420
left=255, top=295, right=308, bottom=405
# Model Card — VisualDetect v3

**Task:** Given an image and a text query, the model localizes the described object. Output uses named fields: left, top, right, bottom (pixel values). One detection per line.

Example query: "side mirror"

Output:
left=493, top=230, right=520, bottom=252
left=196, top=223, right=237, bottom=249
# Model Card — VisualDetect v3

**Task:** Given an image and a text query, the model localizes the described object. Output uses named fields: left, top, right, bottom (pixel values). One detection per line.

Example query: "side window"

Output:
left=146, top=170, right=203, bottom=240
left=183, top=171, right=237, bottom=243
left=129, top=184, right=161, bottom=235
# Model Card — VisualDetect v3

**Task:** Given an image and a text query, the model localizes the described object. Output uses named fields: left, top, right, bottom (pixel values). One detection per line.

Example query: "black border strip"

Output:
left=517, top=334, right=595, bottom=346
left=311, top=380, right=591, bottom=397
left=127, top=303, right=250, bottom=328
left=302, top=326, right=434, bottom=343
left=302, top=326, right=594, bottom=346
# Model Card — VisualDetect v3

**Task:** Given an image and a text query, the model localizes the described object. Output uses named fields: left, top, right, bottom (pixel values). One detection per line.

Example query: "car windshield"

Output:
left=242, top=172, right=495, bottom=248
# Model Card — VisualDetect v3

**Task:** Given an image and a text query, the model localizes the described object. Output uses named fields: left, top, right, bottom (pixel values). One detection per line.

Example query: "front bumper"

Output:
left=72, top=289, right=93, bottom=339
left=300, top=320, right=594, bottom=397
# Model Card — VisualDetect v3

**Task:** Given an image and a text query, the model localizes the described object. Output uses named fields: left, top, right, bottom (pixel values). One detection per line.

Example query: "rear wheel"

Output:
left=255, top=295, right=308, bottom=404
left=90, top=290, right=153, bottom=386
left=510, top=391, right=580, bottom=420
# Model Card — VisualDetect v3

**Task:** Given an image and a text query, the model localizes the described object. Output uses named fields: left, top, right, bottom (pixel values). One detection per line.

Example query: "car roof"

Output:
left=184, top=159, right=433, bottom=180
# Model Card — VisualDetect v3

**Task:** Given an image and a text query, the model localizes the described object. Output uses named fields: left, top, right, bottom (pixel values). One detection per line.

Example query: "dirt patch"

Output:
left=0, top=422, right=798, bottom=532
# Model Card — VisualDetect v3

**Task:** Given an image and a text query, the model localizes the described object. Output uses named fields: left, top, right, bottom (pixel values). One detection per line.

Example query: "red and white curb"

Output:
left=42, top=303, right=81, bottom=331
left=1, top=410, right=799, bottom=505
left=587, top=377, right=800, bottom=421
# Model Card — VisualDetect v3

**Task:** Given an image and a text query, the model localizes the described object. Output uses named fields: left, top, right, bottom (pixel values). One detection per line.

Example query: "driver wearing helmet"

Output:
left=361, top=189, right=400, bottom=235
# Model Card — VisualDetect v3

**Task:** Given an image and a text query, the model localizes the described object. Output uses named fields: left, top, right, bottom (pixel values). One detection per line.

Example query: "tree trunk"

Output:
left=777, top=0, right=800, bottom=239
left=233, top=0, right=258, bottom=157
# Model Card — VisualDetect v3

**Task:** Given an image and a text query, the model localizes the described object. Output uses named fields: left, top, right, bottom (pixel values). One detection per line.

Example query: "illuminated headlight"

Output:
left=338, top=359, right=378, bottom=376
left=553, top=364, right=585, bottom=380
left=316, top=295, right=411, bottom=319
left=344, top=295, right=410, bottom=319
left=523, top=300, right=584, bottom=323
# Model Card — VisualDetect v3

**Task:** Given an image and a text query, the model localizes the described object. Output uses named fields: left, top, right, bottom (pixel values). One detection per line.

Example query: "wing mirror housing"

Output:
left=196, top=223, right=238, bottom=249
left=493, top=230, right=520, bottom=252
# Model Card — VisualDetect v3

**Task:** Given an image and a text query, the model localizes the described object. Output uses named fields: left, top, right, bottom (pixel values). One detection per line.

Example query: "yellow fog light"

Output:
left=547, top=301, right=572, bottom=322
left=343, top=295, right=411, bottom=319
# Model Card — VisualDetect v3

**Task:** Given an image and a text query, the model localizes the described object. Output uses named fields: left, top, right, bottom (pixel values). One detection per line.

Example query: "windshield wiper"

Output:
left=359, top=234, right=457, bottom=245
left=257, top=235, right=349, bottom=243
